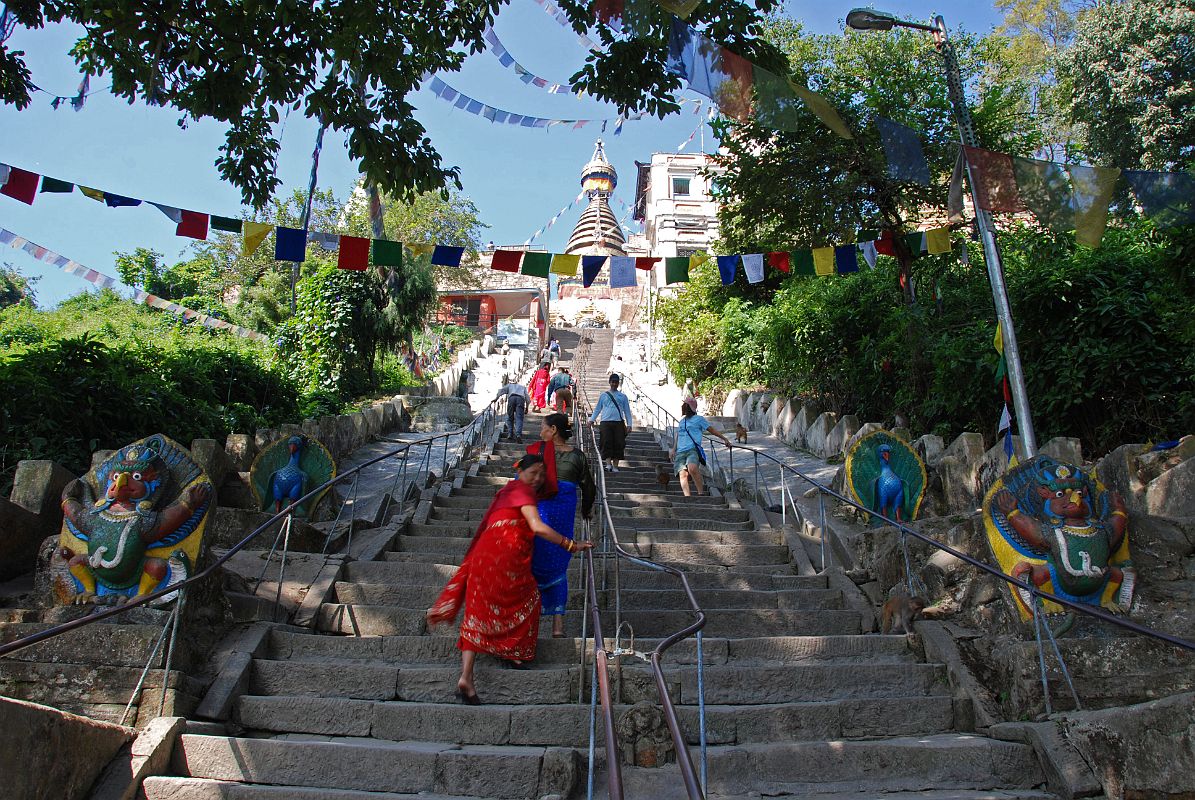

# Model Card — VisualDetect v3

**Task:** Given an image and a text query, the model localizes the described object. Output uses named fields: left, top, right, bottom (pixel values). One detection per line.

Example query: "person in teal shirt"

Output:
left=672, top=398, right=730, bottom=496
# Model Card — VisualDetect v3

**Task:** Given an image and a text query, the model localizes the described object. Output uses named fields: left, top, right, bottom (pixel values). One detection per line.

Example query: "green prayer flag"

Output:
left=904, top=232, right=925, bottom=259
left=373, top=239, right=404, bottom=268
left=39, top=177, right=74, bottom=193
left=521, top=251, right=551, bottom=278
left=210, top=215, right=243, bottom=234
left=857, top=229, right=878, bottom=242
left=664, top=256, right=690, bottom=284
left=790, top=250, right=815, bottom=276
left=754, top=67, right=803, bottom=133
left=995, top=354, right=1007, bottom=383
left=1012, top=157, right=1074, bottom=232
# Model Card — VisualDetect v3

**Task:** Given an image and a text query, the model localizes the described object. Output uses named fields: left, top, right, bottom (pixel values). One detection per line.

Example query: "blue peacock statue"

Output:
left=249, top=435, right=336, bottom=519
left=845, top=431, right=927, bottom=526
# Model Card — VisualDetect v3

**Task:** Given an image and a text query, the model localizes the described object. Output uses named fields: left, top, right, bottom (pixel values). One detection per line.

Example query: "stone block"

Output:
left=1040, top=436, right=1082, bottom=466
left=843, top=421, right=884, bottom=457
left=1145, top=455, right=1195, bottom=519
left=91, top=715, right=187, bottom=800
left=761, top=394, right=781, bottom=433
left=936, top=432, right=986, bottom=514
left=823, top=414, right=860, bottom=457
left=363, top=405, right=385, bottom=435
left=787, top=403, right=821, bottom=447
left=223, top=434, right=256, bottom=472
left=776, top=398, right=799, bottom=439
left=977, top=435, right=1030, bottom=502
left=207, top=508, right=326, bottom=552
left=0, top=497, right=48, bottom=581
left=804, top=412, right=838, bottom=458
left=9, top=459, right=75, bottom=522
left=892, top=426, right=912, bottom=442
left=1, top=696, right=134, bottom=800
left=253, top=429, right=276, bottom=453
left=249, top=660, right=398, bottom=700
left=722, top=389, right=745, bottom=419
left=913, top=434, right=945, bottom=466
left=189, top=439, right=231, bottom=489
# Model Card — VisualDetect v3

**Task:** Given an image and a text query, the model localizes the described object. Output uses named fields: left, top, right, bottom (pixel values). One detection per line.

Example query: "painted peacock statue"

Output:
left=845, top=431, right=927, bottom=525
left=249, top=435, right=336, bottom=519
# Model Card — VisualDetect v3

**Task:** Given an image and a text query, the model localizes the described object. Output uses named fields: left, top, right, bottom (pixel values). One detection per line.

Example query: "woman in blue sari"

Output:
left=526, top=413, right=596, bottom=638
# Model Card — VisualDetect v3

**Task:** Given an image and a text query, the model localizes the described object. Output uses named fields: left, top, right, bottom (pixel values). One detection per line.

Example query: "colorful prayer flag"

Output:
left=338, top=236, right=371, bottom=271
left=211, top=215, right=242, bottom=234
left=742, top=253, right=765, bottom=283
left=609, top=256, right=637, bottom=288
left=176, top=211, right=209, bottom=240
left=274, top=227, right=307, bottom=261
left=875, top=230, right=896, bottom=257
left=877, top=118, right=931, bottom=185
left=550, top=254, right=581, bottom=276
left=0, top=167, right=40, bottom=205
left=964, top=146, right=1026, bottom=213
left=521, top=251, right=551, bottom=278
left=373, top=239, right=404, bottom=268
left=925, top=228, right=952, bottom=255
left=664, top=256, right=690, bottom=284
left=860, top=241, right=878, bottom=268
left=39, top=177, right=73, bottom=194
left=834, top=244, right=858, bottom=274
left=1123, top=170, right=1195, bottom=228
left=716, top=255, right=738, bottom=285
left=492, top=249, right=524, bottom=273
left=407, top=243, right=436, bottom=259
left=788, top=79, right=853, bottom=140
left=243, top=222, right=274, bottom=256
left=635, top=256, right=660, bottom=271
left=1070, top=165, right=1121, bottom=249
left=812, top=247, right=835, bottom=276
left=102, top=192, right=141, bottom=208
left=582, top=255, right=606, bottom=287
left=767, top=251, right=790, bottom=273
left=667, top=19, right=754, bottom=123
left=151, top=203, right=183, bottom=223
left=431, top=245, right=465, bottom=267
left=790, top=250, right=815, bottom=276
left=905, top=232, right=926, bottom=259
left=79, top=186, right=105, bottom=203
left=689, top=252, right=710, bottom=270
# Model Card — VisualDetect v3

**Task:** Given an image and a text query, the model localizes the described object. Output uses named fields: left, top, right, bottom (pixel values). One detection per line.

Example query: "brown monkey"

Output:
left=735, top=423, right=748, bottom=443
left=881, top=594, right=927, bottom=634
left=655, top=463, right=672, bottom=489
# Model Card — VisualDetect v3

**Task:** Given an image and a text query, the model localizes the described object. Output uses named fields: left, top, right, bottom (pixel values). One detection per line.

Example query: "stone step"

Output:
left=426, top=504, right=750, bottom=525
left=168, top=734, right=574, bottom=799
left=615, top=541, right=790, bottom=565
left=614, top=736, right=1043, bottom=797
left=143, top=777, right=486, bottom=800
left=434, top=493, right=727, bottom=511
left=267, top=632, right=914, bottom=667
left=609, top=516, right=757, bottom=532
left=234, top=693, right=955, bottom=747
left=317, top=604, right=862, bottom=638
left=332, top=581, right=840, bottom=611
left=344, top=559, right=819, bottom=591
left=0, top=621, right=166, bottom=666
left=246, top=659, right=942, bottom=706
left=625, top=528, right=783, bottom=545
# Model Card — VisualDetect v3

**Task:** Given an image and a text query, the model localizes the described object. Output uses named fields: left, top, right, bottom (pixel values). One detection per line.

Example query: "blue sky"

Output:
left=0, top=2, right=1003, bottom=307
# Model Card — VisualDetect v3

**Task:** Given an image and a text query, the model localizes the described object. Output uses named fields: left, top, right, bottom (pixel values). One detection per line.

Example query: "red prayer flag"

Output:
left=491, top=250, right=523, bottom=273
left=337, top=236, right=371, bottom=271
left=875, top=230, right=897, bottom=256
left=635, top=257, right=660, bottom=271
left=0, top=167, right=40, bottom=205
left=767, top=251, right=790, bottom=273
left=964, top=146, right=1027, bottom=213
left=176, top=211, right=209, bottom=240
left=717, top=48, right=755, bottom=122
left=592, top=0, right=624, bottom=24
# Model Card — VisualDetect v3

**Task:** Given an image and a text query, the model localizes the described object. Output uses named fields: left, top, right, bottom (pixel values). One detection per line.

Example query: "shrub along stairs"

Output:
left=143, top=330, right=1051, bottom=799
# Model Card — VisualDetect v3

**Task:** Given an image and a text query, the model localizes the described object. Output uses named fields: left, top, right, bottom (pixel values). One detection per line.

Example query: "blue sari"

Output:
left=531, top=480, right=577, bottom=615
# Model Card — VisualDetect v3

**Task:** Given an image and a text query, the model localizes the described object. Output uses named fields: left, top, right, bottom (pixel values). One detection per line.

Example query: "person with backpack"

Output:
left=671, top=397, right=731, bottom=496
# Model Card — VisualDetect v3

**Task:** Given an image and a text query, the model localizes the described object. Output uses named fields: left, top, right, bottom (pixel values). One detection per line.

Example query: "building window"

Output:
left=672, top=177, right=691, bottom=197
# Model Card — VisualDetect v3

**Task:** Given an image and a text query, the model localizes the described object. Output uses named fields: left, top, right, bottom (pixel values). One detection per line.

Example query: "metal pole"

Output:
left=933, top=15, right=1037, bottom=456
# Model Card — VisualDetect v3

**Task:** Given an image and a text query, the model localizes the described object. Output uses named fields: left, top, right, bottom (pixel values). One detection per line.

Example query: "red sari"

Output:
left=427, top=480, right=542, bottom=661
left=530, top=368, right=550, bottom=409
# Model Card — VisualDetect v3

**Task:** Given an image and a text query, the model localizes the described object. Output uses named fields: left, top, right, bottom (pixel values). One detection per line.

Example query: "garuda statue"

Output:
left=57, top=434, right=211, bottom=605
left=983, top=456, right=1134, bottom=628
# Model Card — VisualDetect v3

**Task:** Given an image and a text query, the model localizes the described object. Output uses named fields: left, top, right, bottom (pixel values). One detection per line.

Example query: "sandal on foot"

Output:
left=455, top=688, right=482, bottom=705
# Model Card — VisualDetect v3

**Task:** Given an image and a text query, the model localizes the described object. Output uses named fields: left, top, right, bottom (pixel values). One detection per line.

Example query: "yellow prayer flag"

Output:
left=79, top=186, right=105, bottom=202
left=549, top=254, right=580, bottom=277
left=689, top=252, right=710, bottom=269
left=787, top=80, right=854, bottom=140
left=1073, top=166, right=1121, bottom=249
left=407, top=243, right=436, bottom=258
left=243, top=222, right=274, bottom=257
left=993, top=322, right=1004, bottom=355
left=812, top=247, right=835, bottom=276
left=925, top=228, right=952, bottom=255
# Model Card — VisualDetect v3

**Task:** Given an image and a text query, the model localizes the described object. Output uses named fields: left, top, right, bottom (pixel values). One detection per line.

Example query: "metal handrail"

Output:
left=624, top=383, right=1195, bottom=654
left=574, top=337, right=708, bottom=800
left=0, top=389, right=510, bottom=659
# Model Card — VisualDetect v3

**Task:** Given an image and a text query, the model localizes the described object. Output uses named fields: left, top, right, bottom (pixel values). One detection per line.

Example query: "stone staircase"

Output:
left=141, top=329, right=1050, bottom=799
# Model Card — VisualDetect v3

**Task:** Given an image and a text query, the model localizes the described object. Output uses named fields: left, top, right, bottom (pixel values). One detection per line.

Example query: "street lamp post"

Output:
left=847, top=8, right=1038, bottom=456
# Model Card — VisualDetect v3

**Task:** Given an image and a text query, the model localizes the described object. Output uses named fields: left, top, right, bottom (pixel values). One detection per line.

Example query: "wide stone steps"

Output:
left=609, top=736, right=1043, bottom=798
left=427, top=504, right=750, bottom=524
left=163, top=734, right=573, bottom=799
left=232, top=694, right=956, bottom=747
left=318, top=603, right=863, bottom=638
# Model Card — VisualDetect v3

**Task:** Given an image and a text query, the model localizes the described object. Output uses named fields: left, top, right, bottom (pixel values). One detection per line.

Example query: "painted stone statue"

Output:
left=983, top=456, right=1134, bottom=625
left=57, top=434, right=211, bottom=606
left=249, top=435, right=335, bottom=518
left=845, top=431, right=927, bottom=525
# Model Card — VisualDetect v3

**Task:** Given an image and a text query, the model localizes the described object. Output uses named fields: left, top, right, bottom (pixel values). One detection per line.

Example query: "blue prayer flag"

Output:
left=431, top=245, right=465, bottom=267
left=835, top=244, right=859, bottom=274
left=877, top=118, right=931, bottom=186
left=274, top=227, right=307, bottom=262
left=717, top=255, right=738, bottom=285
left=582, top=255, right=606, bottom=288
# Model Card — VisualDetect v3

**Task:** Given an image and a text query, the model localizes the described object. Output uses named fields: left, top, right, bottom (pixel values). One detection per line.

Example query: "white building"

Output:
left=632, top=151, right=722, bottom=288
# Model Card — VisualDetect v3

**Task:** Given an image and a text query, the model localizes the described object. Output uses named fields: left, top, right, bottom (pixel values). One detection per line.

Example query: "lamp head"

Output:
left=846, top=7, right=898, bottom=31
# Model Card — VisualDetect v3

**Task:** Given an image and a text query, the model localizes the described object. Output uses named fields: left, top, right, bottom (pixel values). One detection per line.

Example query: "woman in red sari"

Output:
left=426, top=453, right=592, bottom=704
left=529, top=362, right=551, bottom=412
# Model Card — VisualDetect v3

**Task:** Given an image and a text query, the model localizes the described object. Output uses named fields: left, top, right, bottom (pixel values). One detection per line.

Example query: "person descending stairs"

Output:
left=145, top=328, right=1051, bottom=800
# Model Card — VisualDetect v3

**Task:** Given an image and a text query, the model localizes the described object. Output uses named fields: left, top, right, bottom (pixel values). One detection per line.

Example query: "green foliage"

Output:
left=1057, top=0, right=1195, bottom=171
left=0, top=264, right=37, bottom=309
left=659, top=224, right=1195, bottom=455
left=1, top=1, right=780, bottom=207
left=0, top=291, right=298, bottom=492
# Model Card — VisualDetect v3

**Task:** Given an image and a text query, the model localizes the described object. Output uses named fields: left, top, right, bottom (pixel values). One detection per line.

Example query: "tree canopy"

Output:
left=0, top=0, right=782, bottom=207
left=0, top=265, right=37, bottom=309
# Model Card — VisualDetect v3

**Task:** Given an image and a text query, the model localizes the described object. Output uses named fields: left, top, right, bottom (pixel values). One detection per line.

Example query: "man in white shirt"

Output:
left=497, top=375, right=530, bottom=442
